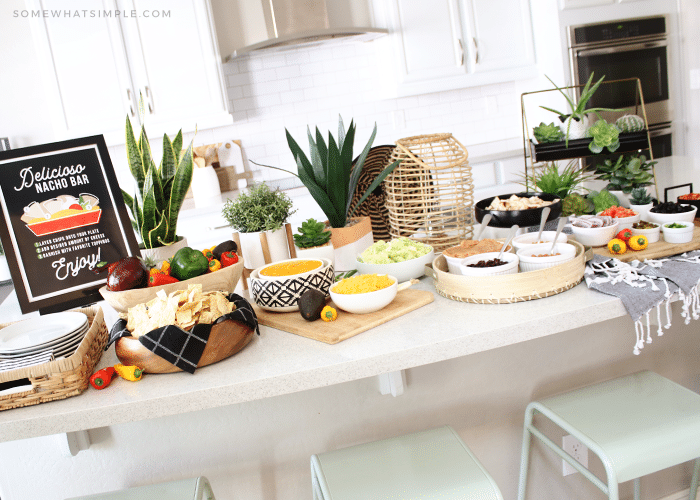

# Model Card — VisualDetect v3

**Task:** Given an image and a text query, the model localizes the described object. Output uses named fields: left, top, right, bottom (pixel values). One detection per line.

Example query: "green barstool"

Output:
left=518, top=371, right=700, bottom=500
left=65, top=476, right=215, bottom=500
left=311, top=425, right=503, bottom=500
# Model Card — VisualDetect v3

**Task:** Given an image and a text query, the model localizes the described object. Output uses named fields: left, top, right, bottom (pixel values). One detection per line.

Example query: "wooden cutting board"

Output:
left=591, top=226, right=700, bottom=262
left=252, top=289, right=434, bottom=344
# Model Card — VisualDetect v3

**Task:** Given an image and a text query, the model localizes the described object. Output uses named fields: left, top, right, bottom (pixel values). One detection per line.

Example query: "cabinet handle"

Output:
left=458, top=38, right=464, bottom=66
left=473, top=37, right=479, bottom=64
left=126, top=88, right=136, bottom=118
left=144, top=86, right=155, bottom=115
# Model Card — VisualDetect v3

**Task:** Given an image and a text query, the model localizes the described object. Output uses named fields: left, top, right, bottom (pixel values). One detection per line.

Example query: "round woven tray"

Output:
left=348, top=145, right=395, bottom=242
left=426, top=240, right=586, bottom=304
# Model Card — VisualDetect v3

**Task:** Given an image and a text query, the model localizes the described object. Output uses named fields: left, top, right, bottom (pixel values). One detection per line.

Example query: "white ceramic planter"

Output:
left=191, top=165, right=223, bottom=208
left=239, top=228, right=290, bottom=270
left=140, top=236, right=189, bottom=265
left=295, top=242, right=335, bottom=266
left=559, top=115, right=589, bottom=141
left=0, top=256, right=11, bottom=282
left=630, top=202, right=653, bottom=221
left=329, top=217, right=374, bottom=272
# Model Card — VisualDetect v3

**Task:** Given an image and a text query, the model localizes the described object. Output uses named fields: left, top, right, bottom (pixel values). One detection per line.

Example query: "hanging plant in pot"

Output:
left=221, top=182, right=296, bottom=270
left=121, top=117, right=194, bottom=265
left=539, top=72, right=620, bottom=146
left=280, top=116, right=401, bottom=271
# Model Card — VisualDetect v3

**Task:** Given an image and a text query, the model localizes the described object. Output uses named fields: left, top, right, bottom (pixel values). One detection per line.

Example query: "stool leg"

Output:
left=633, top=478, right=641, bottom=500
left=689, top=458, right=700, bottom=500
left=517, top=406, right=536, bottom=500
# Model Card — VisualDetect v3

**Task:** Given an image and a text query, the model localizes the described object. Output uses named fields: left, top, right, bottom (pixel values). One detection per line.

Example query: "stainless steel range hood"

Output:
left=211, top=0, right=388, bottom=60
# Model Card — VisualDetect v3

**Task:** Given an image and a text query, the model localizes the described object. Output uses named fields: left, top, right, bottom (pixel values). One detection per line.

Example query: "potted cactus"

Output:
left=293, top=218, right=334, bottom=264
left=121, top=117, right=194, bottom=264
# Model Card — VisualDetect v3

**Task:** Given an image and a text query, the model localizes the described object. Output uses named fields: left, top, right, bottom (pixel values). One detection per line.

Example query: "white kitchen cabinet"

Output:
left=28, top=0, right=231, bottom=146
left=383, top=0, right=536, bottom=96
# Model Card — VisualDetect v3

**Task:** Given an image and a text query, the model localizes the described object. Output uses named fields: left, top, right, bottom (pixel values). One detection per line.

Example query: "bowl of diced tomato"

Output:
left=598, top=206, right=641, bottom=231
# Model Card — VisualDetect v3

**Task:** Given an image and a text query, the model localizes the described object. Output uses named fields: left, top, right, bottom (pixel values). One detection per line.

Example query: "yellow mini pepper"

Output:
left=608, top=238, right=627, bottom=255
left=321, top=305, right=337, bottom=322
left=114, top=364, right=143, bottom=381
left=208, top=259, right=222, bottom=272
left=628, top=234, right=649, bottom=251
left=160, top=260, right=171, bottom=275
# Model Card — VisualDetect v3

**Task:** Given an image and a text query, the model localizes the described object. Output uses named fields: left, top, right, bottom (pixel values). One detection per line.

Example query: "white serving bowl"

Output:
left=511, top=231, right=567, bottom=252
left=631, top=222, right=661, bottom=244
left=329, top=275, right=398, bottom=314
left=647, top=205, right=698, bottom=225
left=661, top=222, right=694, bottom=244
left=569, top=221, right=619, bottom=247
left=443, top=243, right=512, bottom=274
left=356, top=247, right=434, bottom=283
left=597, top=211, right=640, bottom=231
left=516, top=243, right=577, bottom=273
left=456, top=251, right=519, bottom=276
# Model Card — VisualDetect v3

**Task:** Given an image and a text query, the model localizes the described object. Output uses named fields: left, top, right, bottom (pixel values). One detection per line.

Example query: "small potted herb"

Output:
left=293, top=218, right=334, bottom=264
left=221, top=183, right=297, bottom=269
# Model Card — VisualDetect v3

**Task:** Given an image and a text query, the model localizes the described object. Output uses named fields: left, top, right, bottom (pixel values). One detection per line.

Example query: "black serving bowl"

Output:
left=474, top=192, right=562, bottom=228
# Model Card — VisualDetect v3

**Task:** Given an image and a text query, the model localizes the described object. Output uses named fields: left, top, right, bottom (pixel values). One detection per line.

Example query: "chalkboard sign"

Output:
left=0, top=136, right=141, bottom=314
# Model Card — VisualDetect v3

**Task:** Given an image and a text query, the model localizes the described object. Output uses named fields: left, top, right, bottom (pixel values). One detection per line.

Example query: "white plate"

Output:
left=0, top=312, right=87, bottom=352
left=0, top=323, right=88, bottom=356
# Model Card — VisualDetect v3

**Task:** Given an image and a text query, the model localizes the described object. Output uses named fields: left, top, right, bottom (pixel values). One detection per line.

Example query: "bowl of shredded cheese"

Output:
left=329, top=273, right=398, bottom=314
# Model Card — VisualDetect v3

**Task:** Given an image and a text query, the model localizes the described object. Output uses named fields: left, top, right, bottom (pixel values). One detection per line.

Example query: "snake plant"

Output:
left=121, top=117, right=193, bottom=249
left=282, top=116, right=401, bottom=228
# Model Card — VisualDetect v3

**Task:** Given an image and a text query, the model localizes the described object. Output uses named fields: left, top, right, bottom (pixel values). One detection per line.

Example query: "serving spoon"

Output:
left=534, top=207, right=551, bottom=244
left=497, top=225, right=519, bottom=261
left=548, top=217, right=567, bottom=256
left=474, top=214, right=492, bottom=241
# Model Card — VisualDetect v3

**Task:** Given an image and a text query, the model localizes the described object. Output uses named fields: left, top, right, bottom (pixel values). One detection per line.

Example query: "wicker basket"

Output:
left=0, top=306, right=108, bottom=411
left=426, top=241, right=586, bottom=303
left=385, top=134, right=475, bottom=252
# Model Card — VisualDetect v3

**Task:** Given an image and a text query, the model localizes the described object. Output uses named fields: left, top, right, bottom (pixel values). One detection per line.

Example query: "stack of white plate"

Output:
left=0, top=312, right=89, bottom=372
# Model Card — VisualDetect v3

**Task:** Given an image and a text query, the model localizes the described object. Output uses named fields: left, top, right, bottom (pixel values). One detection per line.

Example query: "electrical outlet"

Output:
left=562, top=435, right=588, bottom=476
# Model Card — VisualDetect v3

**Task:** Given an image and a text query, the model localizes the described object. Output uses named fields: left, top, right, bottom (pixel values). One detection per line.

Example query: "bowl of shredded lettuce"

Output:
left=356, top=237, right=434, bottom=282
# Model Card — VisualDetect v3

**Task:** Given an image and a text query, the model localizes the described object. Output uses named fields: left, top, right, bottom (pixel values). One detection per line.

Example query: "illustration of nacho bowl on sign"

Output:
left=21, top=193, right=101, bottom=237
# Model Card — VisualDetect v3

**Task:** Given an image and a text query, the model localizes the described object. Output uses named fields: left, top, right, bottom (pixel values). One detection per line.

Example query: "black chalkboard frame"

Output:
left=0, top=135, right=141, bottom=314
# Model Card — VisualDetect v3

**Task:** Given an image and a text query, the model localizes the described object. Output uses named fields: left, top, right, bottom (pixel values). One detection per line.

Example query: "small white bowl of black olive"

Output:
left=457, top=251, right=519, bottom=277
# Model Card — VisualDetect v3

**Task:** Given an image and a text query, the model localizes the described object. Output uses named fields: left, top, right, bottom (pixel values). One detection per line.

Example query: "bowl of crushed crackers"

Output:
left=329, top=273, right=398, bottom=314
left=115, top=284, right=256, bottom=373
left=100, top=259, right=244, bottom=314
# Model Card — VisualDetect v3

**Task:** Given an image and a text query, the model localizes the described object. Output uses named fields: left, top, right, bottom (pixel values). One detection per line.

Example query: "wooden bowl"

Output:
left=100, top=260, right=244, bottom=314
left=115, top=318, right=255, bottom=373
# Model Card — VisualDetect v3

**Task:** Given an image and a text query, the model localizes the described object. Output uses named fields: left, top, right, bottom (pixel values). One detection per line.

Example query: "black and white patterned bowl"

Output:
left=250, top=258, right=334, bottom=312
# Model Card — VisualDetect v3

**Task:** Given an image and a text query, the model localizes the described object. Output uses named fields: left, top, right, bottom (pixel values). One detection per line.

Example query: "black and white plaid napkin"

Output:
left=107, top=293, right=259, bottom=374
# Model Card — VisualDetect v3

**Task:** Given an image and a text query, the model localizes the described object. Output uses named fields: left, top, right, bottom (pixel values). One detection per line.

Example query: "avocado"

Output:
left=212, top=240, right=238, bottom=260
left=298, top=288, right=326, bottom=321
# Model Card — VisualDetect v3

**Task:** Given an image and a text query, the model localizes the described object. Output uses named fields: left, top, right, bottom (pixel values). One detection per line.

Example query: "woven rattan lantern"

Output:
left=385, top=134, right=474, bottom=251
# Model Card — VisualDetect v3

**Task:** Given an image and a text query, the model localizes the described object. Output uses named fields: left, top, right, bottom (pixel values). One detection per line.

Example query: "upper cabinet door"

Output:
left=391, top=0, right=465, bottom=84
left=461, top=0, right=535, bottom=74
left=29, top=0, right=136, bottom=144
left=120, top=0, right=231, bottom=134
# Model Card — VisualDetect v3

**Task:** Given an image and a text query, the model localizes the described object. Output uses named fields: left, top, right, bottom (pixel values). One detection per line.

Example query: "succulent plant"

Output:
left=594, top=154, right=656, bottom=194
left=520, top=160, right=594, bottom=199
left=629, top=187, right=653, bottom=205
left=121, top=117, right=193, bottom=249
left=540, top=72, right=621, bottom=146
left=562, top=192, right=594, bottom=217
left=616, top=114, right=645, bottom=133
left=221, top=182, right=296, bottom=233
left=293, top=218, right=332, bottom=249
left=586, top=119, right=621, bottom=154
left=533, top=122, right=564, bottom=143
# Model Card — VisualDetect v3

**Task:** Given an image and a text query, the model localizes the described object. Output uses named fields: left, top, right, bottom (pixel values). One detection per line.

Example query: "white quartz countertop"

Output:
left=0, top=279, right=627, bottom=443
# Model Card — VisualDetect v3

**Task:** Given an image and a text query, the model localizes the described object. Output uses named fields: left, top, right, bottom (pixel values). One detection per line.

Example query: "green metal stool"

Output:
left=311, top=425, right=503, bottom=500
left=65, top=476, right=215, bottom=500
left=517, top=371, right=700, bottom=500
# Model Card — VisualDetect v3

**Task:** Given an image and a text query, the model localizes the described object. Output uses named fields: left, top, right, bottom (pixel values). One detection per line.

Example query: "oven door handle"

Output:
left=576, top=40, right=667, bottom=57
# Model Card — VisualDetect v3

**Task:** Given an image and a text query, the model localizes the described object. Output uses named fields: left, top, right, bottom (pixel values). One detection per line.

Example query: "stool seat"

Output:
left=536, top=370, right=700, bottom=483
left=311, top=426, right=503, bottom=500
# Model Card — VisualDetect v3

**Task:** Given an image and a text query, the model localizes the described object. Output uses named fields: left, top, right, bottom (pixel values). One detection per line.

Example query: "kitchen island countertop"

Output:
left=0, top=278, right=628, bottom=443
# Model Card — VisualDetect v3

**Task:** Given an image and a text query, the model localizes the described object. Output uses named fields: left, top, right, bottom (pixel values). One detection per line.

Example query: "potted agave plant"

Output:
left=121, top=117, right=194, bottom=264
left=281, top=116, right=401, bottom=270
left=293, top=218, right=335, bottom=264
